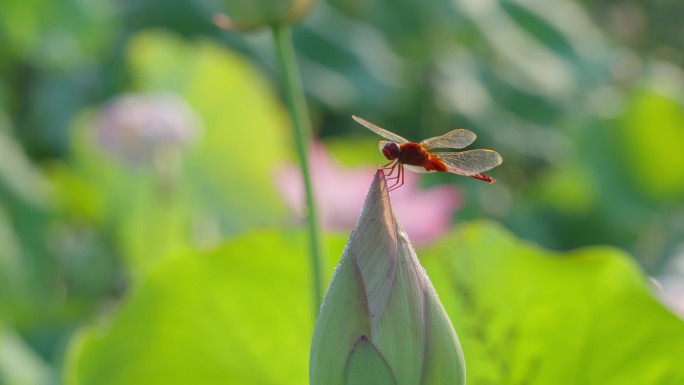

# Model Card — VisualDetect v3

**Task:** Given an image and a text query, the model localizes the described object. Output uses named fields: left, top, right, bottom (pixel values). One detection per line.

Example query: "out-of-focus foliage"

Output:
left=618, top=89, right=684, bottom=200
left=0, top=323, right=52, bottom=385
left=0, top=0, right=118, bottom=157
left=0, top=113, right=90, bottom=380
left=577, top=0, right=684, bottom=68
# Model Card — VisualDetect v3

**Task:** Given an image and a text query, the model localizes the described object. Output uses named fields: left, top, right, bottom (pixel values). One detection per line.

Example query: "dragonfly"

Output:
left=353, top=115, right=503, bottom=191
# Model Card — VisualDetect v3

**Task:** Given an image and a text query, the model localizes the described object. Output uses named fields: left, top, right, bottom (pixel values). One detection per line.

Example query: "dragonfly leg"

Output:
left=379, top=160, right=407, bottom=191
left=382, top=160, right=399, bottom=179
left=386, top=164, right=401, bottom=184
left=380, top=160, right=395, bottom=168
left=400, top=163, right=405, bottom=188
left=388, top=163, right=404, bottom=192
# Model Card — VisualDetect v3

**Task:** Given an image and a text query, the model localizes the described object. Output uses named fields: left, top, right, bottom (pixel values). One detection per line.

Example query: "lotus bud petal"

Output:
left=345, top=336, right=397, bottom=385
left=310, top=170, right=466, bottom=384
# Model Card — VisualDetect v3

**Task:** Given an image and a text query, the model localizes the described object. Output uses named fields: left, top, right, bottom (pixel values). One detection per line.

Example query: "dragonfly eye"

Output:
left=381, top=142, right=400, bottom=160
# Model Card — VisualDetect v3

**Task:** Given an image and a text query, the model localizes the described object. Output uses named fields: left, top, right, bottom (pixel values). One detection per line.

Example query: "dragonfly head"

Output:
left=380, top=141, right=400, bottom=160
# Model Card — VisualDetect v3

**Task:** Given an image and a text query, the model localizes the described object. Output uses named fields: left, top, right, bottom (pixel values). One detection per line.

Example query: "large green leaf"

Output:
left=65, top=222, right=684, bottom=385
left=65, top=232, right=345, bottom=385
left=422, top=221, right=684, bottom=385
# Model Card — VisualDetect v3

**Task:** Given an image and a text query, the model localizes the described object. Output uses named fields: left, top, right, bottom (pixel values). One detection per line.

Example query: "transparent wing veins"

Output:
left=420, top=129, right=477, bottom=149
left=436, top=150, right=503, bottom=175
left=352, top=115, right=409, bottom=144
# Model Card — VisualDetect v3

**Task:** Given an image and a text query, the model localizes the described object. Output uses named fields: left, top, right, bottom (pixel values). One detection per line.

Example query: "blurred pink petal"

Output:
left=276, top=142, right=461, bottom=245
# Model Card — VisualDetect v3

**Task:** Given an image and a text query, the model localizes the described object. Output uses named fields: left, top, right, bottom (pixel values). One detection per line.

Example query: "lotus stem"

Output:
left=272, top=23, right=326, bottom=317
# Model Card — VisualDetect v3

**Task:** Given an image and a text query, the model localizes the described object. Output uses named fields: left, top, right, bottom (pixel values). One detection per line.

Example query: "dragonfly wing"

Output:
left=353, top=115, right=409, bottom=144
left=436, top=149, right=502, bottom=175
left=420, top=129, right=477, bottom=149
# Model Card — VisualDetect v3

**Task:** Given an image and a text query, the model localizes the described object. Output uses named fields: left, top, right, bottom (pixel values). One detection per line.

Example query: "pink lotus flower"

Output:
left=276, top=143, right=461, bottom=245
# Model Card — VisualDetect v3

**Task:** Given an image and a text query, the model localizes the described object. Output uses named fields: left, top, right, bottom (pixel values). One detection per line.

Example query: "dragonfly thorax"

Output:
left=381, top=141, right=401, bottom=160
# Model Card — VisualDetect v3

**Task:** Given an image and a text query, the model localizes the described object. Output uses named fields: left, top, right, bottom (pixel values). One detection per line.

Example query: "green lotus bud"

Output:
left=213, top=0, right=316, bottom=31
left=310, top=170, right=465, bottom=385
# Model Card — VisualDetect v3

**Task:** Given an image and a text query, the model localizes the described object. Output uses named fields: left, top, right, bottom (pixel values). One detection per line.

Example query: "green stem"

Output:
left=272, top=24, right=325, bottom=317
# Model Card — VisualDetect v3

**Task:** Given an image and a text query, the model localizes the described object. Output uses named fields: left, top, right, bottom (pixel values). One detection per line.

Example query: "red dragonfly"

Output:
left=353, top=115, right=502, bottom=191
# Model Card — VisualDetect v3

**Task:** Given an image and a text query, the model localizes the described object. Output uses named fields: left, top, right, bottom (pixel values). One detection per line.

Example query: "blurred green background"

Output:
left=1, top=0, right=683, bottom=384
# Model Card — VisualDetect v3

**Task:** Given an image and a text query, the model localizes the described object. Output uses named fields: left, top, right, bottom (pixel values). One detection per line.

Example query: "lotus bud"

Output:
left=213, top=0, right=316, bottom=31
left=310, top=170, right=465, bottom=384
left=96, top=92, right=200, bottom=167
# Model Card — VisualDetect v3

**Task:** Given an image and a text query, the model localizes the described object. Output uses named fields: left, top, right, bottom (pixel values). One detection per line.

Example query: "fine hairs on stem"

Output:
left=272, top=23, right=326, bottom=318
